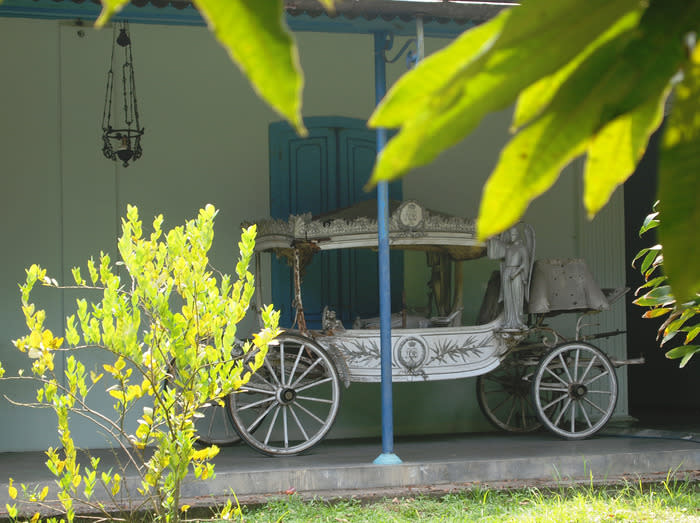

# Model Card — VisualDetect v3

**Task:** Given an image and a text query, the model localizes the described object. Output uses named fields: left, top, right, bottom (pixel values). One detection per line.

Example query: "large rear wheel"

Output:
left=477, top=350, right=541, bottom=433
left=229, top=333, right=341, bottom=456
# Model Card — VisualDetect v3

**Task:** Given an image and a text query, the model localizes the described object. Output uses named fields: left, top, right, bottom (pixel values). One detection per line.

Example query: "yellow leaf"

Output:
left=40, top=485, right=49, bottom=501
left=90, top=371, right=104, bottom=384
left=114, top=356, right=126, bottom=371
left=28, top=330, right=41, bottom=348
left=181, top=505, right=191, bottom=512
left=30, top=512, right=41, bottom=523
left=8, top=479, right=17, bottom=500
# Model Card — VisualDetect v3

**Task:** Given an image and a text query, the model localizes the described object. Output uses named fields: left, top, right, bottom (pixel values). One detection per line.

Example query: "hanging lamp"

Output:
left=101, top=21, right=144, bottom=167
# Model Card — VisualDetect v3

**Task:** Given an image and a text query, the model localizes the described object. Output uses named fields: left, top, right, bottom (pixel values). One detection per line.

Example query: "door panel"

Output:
left=270, top=118, right=402, bottom=328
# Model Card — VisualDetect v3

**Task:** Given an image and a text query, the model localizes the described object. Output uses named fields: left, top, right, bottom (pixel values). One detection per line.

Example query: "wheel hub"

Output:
left=569, top=383, right=588, bottom=399
left=278, top=387, right=297, bottom=405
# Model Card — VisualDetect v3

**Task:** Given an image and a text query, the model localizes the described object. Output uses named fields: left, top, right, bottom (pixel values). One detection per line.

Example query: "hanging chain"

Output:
left=101, top=24, right=117, bottom=132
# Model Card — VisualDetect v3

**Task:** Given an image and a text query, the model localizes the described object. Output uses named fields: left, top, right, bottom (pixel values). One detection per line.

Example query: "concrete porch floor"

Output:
left=1, top=424, right=698, bottom=516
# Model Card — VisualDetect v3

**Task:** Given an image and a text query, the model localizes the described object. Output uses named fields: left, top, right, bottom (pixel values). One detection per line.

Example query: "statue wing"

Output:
left=522, top=223, right=536, bottom=302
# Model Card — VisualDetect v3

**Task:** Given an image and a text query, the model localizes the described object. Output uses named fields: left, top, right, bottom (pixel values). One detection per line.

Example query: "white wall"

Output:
left=0, top=19, right=627, bottom=451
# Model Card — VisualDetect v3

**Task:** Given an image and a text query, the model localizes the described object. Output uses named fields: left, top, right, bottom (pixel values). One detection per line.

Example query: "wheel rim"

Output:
left=532, top=343, right=617, bottom=439
left=193, top=400, right=240, bottom=446
left=477, top=351, right=541, bottom=433
left=229, top=334, right=341, bottom=456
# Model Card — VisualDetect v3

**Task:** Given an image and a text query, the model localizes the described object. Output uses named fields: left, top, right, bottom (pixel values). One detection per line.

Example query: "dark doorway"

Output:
left=624, top=123, right=699, bottom=427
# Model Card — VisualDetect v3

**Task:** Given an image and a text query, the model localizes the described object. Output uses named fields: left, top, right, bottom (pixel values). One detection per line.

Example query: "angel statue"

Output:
left=488, top=224, right=535, bottom=330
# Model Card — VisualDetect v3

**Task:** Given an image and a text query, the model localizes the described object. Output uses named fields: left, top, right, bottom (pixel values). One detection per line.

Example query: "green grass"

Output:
left=234, top=477, right=699, bottom=522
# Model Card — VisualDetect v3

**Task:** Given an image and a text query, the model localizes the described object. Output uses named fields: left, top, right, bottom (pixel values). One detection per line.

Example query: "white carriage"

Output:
left=199, top=201, right=640, bottom=456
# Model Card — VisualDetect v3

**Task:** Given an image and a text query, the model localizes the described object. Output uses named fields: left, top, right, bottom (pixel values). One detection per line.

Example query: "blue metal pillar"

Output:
left=373, top=31, right=402, bottom=466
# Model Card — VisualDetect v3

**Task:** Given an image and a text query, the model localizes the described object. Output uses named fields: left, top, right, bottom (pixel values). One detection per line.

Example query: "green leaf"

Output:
left=633, top=285, right=674, bottom=307
left=658, top=40, right=700, bottom=303
left=584, top=85, right=669, bottom=217
left=686, top=325, right=700, bottom=344
left=636, top=275, right=667, bottom=293
left=512, top=9, right=643, bottom=131
left=193, top=0, right=307, bottom=136
left=642, top=307, right=672, bottom=319
left=368, top=0, right=641, bottom=188
left=640, top=249, right=661, bottom=276
left=665, top=344, right=699, bottom=367
left=477, top=1, right=692, bottom=239
left=631, top=244, right=661, bottom=268
left=639, top=208, right=660, bottom=236
left=95, top=0, right=130, bottom=28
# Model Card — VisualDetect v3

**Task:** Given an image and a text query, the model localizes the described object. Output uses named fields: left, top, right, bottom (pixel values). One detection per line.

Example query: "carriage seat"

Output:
left=429, top=307, right=464, bottom=327
left=353, top=313, right=431, bottom=330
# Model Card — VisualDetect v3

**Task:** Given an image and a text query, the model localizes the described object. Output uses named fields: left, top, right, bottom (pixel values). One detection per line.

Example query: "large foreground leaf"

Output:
left=368, top=0, right=641, bottom=187
left=583, top=85, right=669, bottom=218
left=659, top=42, right=700, bottom=302
left=194, top=0, right=306, bottom=135
left=477, top=1, right=690, bottom=238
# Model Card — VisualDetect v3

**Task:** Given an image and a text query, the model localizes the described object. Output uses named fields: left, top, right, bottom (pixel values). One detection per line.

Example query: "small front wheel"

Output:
left=229, top=333, right=342, bottom=456
left=532, top=342, right=617, bottom=439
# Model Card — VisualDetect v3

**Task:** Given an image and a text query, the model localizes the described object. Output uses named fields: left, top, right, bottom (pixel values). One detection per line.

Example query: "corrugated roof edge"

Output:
left=37, top=0, right=513, bottom=24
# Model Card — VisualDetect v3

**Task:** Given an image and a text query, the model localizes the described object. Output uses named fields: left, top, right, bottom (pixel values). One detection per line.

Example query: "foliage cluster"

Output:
left=1, top=205, right=279, bottom=522
left=633, top=205, right=699, bottom=367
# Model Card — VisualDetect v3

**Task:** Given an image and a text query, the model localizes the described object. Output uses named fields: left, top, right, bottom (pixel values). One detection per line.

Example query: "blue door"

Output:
left=269, top=117, right=402, bottom=328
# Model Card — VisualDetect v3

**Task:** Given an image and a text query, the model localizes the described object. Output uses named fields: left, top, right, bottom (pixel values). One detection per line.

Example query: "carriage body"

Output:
left=214, top=201, right=635, bottom=456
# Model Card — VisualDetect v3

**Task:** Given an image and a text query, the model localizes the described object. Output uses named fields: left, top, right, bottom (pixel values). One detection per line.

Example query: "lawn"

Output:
left=234, top=477, right=699, bottom=522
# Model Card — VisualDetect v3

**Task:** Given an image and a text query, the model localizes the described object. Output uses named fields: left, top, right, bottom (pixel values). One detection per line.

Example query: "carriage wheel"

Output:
left=476, top=350, right=542, bottom=433
left=163, top=362, right=240, bottom=447
left=228, top=333, right=342, bottom=456
left=193, top=401, right=240, bottom=446
left=532, top=342, right=617, bottom=440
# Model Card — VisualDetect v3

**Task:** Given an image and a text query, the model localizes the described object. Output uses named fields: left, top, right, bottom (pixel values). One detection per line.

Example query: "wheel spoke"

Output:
left=239, top=385, right=276, bottom=395
left=584, top=369, right=610, bottom=387
left=290, top=357, right=324, bottom=388
left=288, top=404, right=309, bottom=441
left=543, top=392, right=568, bottom=411
left=583, top=396, right=608, bottom=415
left=570, top=402, right=576, bottom=433
left=237, top=395, right=275, bottom=411
left=293, top=400, right=326, bottom=425
left=263, top=405, right=281, bottom=446
left=295, top=376, right=332, bottom=393
left=282, top=405, right=289, bottom=448
left=279, top=341, right=286, bottom=386
left=263, top=357, right=282, bottom=387
left=554, top=398, right=572, bottom=426
left=297, top=395, right=334, bottom=404
left=246, top=402, right=277, bottom=433
left=486, top=375, right=512, bottom=387
left=573, top=348, right=580, bottom=381
left=558, top=353, right=574, bottom=383
left=579, top=356, right=597, bottom=383
left=505, top=397, right=517, bottom=426
left=287, top=345, right=305, bottom=387
left=545, top=367, right=569, bottom=387
left=489, top=395, right=512, bottom=413
left=580, top=402, right=593, bottom=428
left=538, top=384, right=568, bottom=392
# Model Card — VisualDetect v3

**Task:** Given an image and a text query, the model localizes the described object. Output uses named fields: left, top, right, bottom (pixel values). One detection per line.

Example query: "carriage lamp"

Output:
left=101, top=21, right=144, bottom=168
